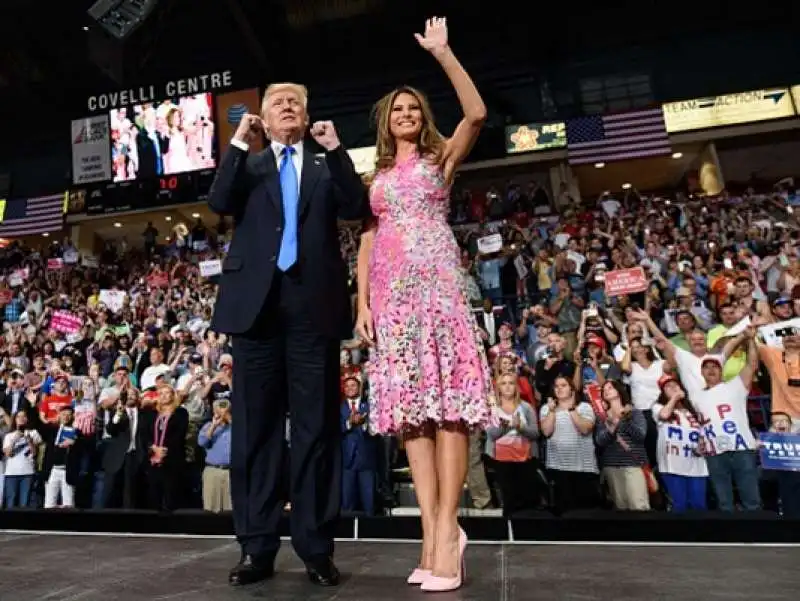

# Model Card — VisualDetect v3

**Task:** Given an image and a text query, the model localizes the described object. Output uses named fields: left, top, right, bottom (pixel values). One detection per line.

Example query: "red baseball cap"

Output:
left=586, top=334, right=606, bottom=351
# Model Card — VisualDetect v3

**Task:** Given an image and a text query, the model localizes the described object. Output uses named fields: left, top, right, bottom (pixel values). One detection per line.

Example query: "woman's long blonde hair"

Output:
left=495, top=372, right=521, bottom=408
left=372, top=86, right=445, bottom=172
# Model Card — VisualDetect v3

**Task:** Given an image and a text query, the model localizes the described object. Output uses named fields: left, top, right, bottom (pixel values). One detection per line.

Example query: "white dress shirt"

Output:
left=229, top=137, right=303, bottom=186
left=127, top=407, right=137, bottom=452
left=481, top=311, right=497, bottom=345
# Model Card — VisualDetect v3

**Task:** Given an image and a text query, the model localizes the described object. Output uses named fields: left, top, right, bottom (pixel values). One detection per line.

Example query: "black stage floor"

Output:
left=0, top=533, right=796, bottom=601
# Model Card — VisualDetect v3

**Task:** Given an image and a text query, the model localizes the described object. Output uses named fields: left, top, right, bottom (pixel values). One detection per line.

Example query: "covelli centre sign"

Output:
left=86, top=70, right=234, bottom=112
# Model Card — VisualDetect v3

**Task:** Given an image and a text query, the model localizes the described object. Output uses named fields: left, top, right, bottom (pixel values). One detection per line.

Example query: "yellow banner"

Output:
left=0, top=199, right=5, bottom=223
left=792, top=85, right=800, bottom=113
left=662, top=88, right=795, bottom=133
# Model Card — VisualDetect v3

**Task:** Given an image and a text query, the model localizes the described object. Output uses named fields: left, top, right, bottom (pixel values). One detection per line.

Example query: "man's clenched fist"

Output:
left=233, top=114, right=264, bottom=145
left=310, top=120, right=340, bottom=151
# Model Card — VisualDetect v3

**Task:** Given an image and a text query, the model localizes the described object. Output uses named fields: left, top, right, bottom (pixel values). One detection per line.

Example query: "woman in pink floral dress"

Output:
left=355, top=17, right=494, bottom=593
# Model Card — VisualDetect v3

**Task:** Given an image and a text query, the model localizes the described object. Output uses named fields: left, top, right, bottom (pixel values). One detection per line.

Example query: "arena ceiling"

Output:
left=0, top=0, right=796, bottom=160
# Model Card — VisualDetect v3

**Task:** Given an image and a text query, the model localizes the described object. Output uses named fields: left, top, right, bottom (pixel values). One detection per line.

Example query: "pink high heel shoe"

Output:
left=406, top=568, right=431, bottom=585
left=420, top=527, right=467, bottom=592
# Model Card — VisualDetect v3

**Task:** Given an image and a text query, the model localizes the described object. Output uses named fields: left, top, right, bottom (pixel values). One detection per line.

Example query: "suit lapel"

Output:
left=254, top=148, right=282, bottom=217
left=298, top=150, right=323, bottom=220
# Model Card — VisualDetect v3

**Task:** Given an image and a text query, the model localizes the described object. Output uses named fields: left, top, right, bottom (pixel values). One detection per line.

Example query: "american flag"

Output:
left=0, top=194, right=65, bottom=238
left=566, top=108, right=671, bottom=165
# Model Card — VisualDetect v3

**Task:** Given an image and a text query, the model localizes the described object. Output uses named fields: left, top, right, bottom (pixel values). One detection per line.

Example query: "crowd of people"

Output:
left=0, top=174, right=799, bottom=518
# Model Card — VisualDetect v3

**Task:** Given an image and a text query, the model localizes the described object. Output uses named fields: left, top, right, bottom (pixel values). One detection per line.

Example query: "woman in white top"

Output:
left=539, top=375, right=598, bottom=514
left=620, top=336, right=665, bottom=467
left=651, top=376, right=708, bottom=512
left=2, top=411, right=42, bottom=508
left=485, top=373, right=540, bottom=516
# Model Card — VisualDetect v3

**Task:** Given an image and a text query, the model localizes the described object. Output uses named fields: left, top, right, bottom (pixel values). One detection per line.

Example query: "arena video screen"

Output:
left=109, top=93, right=217, bottom=183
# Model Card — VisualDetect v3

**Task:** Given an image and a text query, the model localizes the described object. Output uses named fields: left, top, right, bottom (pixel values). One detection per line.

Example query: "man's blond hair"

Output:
left=261, top=82, right=309, bottom=112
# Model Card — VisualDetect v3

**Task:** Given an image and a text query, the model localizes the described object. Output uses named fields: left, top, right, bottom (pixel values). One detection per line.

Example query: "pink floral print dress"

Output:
left=366, top=153, right=495, bottom=435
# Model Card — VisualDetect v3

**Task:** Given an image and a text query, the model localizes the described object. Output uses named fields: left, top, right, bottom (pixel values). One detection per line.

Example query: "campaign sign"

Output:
left=56, top=427, right=77, bottom=446
left=604, top=267, right=648, bottom=297
left=476, top=233, right=503, bottom=255
left=199, top=259, right=222, bottom=278
left=147, top=272, right=170, bottom=288
left=584, top=383, right=606, bottom=422
left=759, top=432, right=800, bottom=472
left=51, top=310, right=82, bottom=334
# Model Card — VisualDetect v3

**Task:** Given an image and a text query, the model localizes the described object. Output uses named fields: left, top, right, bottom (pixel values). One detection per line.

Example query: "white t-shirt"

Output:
left=690, top=376, right=756, bottom=455
left=674, top=347, right=724, bottom=399
left=3, top=430, right=43, bottom=476
left=652, top=404, right=708, bottom=477
left=629, top=360, right=665, bottom=412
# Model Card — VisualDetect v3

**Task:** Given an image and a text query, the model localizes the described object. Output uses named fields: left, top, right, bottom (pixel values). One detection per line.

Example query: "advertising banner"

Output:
left=505, top=122, right=567, bottom=154
left=215, top=88, right=263, bottom=155
left=71, top=116, right=112, bottom=184
left=662, top=88, right=795, bottom=133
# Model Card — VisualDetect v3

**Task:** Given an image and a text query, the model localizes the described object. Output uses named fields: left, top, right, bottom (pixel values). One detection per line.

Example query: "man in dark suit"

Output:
left=135, top=107, right=169, bottom=178
left=340, top=374, right=376, bottom=515
left=101, top=379, right=146, bottom=509
left=0, top=369, right=37, bottom=423
left=208, top=82, right=366, bottom=587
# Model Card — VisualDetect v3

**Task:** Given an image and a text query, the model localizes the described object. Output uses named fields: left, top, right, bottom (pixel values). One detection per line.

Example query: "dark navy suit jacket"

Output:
left=208, top=143, right=366, bottom=338
left=340, top=398, right=376, bottom=471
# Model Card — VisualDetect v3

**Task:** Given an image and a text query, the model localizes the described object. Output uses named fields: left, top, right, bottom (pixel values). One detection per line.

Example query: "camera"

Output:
left=774, top=326, right=798, bottom=338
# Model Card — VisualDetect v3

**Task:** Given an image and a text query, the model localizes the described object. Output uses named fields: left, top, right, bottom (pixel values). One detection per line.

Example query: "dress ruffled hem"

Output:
left=367, top=385, right=497, bottom=436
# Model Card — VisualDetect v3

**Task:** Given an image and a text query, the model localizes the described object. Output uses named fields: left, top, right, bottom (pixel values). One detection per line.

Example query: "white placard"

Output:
left=477, top=233, right=503, bottom=255
left=725, top=316, right=751, bottom=338
left=199, top=259, right=222, bottom=278
left=81, top=255, right=99, bottom=268
left=513, top=255, right=528, bottom=279
left=8, top=268, right=29, bottom=288
left=98, top=289, right=126, bottom=313
left=554, top=233, right=570, bottom=248
left=63, top=249, right=79, bottom=264
left=71, top=116, right=112, bottom=184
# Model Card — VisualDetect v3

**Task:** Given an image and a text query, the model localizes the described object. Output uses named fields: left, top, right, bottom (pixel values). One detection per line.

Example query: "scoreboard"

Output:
left=69, top=72, right=261, bottom=217
left=81, top=169, right=215, bottom=215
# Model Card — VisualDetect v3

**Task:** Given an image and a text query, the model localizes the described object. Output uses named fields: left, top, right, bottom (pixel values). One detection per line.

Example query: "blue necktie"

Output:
left=277, top=146, right=299, bottom=271
left=150, top=131, right=163, bottom=175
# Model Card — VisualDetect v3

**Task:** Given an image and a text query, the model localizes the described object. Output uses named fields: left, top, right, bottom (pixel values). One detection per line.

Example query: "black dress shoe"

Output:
left=305, top=557, right=340, bottom=587
left=228, top=554, right=275, bottom=586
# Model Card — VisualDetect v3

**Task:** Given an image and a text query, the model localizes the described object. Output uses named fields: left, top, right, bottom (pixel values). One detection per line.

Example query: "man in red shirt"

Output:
left=40, top=374, right=73, bottom=423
